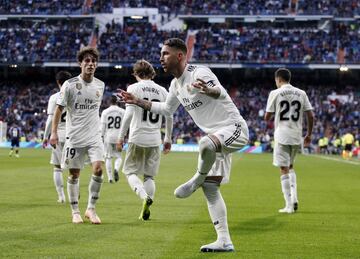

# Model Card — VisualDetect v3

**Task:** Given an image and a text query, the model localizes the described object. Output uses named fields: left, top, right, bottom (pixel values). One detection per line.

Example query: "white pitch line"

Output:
left=310, top=155, right=360, bottom=166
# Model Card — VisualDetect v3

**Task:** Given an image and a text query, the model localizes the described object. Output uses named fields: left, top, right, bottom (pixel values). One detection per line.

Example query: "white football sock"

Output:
left=114, top=157, right=122, bottom=172
left=144, top=175, right=155, bottom=199
left=202, top=181, right=231, bottom=243
left=127, top=174, right=148, bottom=200
left=53, top=168, right=64, bottom=198
left=87, top=175, right=103, bottom=209
left=193, top=136, right=217, bottom=185
left=67, top=177, right=80, bottom=213
left=289, top=169, right=298, bottom=203
left=280, top=174, right=291, bottom=208
left=105, top=158, right=113, bottom=181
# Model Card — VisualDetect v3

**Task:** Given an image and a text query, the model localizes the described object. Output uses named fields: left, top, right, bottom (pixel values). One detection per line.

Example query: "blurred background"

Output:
left=0, top=0, right=359, bottom=157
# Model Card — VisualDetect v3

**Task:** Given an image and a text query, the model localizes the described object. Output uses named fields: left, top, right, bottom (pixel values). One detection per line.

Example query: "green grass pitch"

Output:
left=0, top=148, right=359, bottom=258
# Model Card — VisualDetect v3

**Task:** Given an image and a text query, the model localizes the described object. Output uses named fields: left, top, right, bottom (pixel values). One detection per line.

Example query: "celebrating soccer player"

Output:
left=118, top=38, right=249, bottom=252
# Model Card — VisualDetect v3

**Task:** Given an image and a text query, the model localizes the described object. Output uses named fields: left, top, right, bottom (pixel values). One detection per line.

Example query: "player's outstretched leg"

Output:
left=127, top=174, right=152, bottom=220
left=279, top=174, right=294, bottom=214
left=85, top=175, right=103, bottom=224
left=289, top=169, right=298, bottom=211
left=174, top=136, right=216, bottom=198
left=67, top=177, right=83, bottom=224
left=200, top=182, right=234, bottom=252
left=54, top=168, right=66, bottom=203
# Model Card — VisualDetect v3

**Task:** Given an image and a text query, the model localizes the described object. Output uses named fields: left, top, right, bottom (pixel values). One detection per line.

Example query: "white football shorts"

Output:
left=61, top=140, right=104, bottom=169
left=50, top=141, right=64, bottom=166
left=122, top=143, right=160, bottom=177
left=212, top=122, right=249, bottom=154
left=273, top=142, right=300, bottom=167
left=104, top=142, right=121, bottom=159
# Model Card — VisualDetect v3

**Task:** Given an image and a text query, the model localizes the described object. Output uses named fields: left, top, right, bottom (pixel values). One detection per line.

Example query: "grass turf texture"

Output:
left=0, top=149, right=359, bottom=258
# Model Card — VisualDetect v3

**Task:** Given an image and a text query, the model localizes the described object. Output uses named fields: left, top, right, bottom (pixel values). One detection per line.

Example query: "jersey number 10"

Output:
left=142, top=98, right=160, bottom=123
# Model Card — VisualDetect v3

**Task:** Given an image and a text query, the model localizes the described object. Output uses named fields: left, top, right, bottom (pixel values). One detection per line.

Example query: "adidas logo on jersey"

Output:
left=77, top=91, right=82, bottom=95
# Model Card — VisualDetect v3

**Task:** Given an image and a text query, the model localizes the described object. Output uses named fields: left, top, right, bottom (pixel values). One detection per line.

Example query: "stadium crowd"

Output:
left=0, top=18, right=93, bottom=63
left=1, top=80, right=358, bottom=154
left=1, top=0, right=359, bottom=17
left=1, top=18, right=359, bottom=64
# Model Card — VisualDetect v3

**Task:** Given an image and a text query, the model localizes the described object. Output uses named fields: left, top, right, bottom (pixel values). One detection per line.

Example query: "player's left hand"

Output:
left=192, top=79, right=220, bottom=98
left=116, top=139, right=124, bottom=152
left=163, top=142, right=171, bottom=154
left=42, top=139, right=48, bottom=149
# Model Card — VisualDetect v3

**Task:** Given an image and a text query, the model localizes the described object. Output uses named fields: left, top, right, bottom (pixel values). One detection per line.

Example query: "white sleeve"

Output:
left=43, top=115, right=53, bottom=140
left=118, top=105, right=135, bottom=141
left=100, top=113, right=106, bottom=138
left=56, top=81, right=70, bottom=107
left=303, top=92, right=313, bottom=111
left=150, top=83, right=180, bottom=116
left=193, top=67, right=228, bottom=99
left=266, top=91, right=276, bottom=113
left=47, top=95, right=56, bottom=115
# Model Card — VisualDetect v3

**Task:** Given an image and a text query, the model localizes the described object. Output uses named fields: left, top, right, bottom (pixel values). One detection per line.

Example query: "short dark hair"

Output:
left=163, top=38, right=187, bottom=54
left=77, top=46, right=100, bottom=63
left=109, top=95, right=118, bottom=105
left=56, top=71, right=72, bottom=85
left=133, top=59, right=156, bottom=79
left=275, top=68, right=291, bottom=82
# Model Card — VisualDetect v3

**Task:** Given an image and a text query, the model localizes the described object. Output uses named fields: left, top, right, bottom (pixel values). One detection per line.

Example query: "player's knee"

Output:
left=199, top=136, right=217, bottom=154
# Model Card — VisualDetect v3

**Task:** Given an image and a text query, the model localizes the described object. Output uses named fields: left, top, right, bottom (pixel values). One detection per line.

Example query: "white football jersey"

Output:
left=100, top=105, right=125, bottom=143
left=47, top=92, right=66, bottom=142
left=266, top=84, right=313, bottom=145
left=56, top=75, right=104, bottom=147
left=126, top=80, right=168, bottom=147
left=151, top=64, right=246, bottom=134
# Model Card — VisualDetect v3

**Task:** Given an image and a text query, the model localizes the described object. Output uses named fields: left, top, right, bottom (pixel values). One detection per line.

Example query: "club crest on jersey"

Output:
left=76, top=83, right=82, bottom=90
left=96, top=90, right=101, bottom=98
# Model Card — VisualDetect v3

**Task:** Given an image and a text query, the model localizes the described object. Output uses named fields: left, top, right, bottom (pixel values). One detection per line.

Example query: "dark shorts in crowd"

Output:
left=11, top=138, right=20, bottom=147
left=344, top=144, right=352, bottom=152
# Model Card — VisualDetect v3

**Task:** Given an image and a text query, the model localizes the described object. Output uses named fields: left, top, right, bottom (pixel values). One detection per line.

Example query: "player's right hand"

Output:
left=304, top=135, right=311, bottom=147
left=116, top=89, right=138, bottom=105
left=116, top=139, right=124, bottom=152
left=42, top=139, right=48, bottom=149
left=163, top=142, right=171, bottom=154
left=49, top=133, right=58, bottom=149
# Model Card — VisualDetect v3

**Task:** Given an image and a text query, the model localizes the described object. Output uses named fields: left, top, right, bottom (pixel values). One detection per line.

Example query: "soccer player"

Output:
left=117, top=59, right=173, bottom=221
left=8, top=124, right=21, bottom=158
left=100, top=95, right=125, bottom=183
left=119, top=39, right=249, bottom=252
left=50, top=47, right=105, bottom=224
left=265, top=68, right=314, bottom=214
left=43, top=70, right=72, bottom=203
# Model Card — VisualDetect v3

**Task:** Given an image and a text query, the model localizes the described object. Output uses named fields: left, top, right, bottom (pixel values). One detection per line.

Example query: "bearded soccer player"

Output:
left=50, top=47, right=105, bottom=224
left=119, top=38, right=249, bottom=252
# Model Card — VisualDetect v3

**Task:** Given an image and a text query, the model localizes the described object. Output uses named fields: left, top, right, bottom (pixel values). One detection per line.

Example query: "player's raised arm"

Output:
left=49, top=105, right=64, bottom=148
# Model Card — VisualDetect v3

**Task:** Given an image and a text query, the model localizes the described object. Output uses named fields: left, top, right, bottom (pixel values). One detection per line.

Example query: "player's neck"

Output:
left=173, top=63, right=187, bottom=79
left=81, top=73, right=94, bottom=83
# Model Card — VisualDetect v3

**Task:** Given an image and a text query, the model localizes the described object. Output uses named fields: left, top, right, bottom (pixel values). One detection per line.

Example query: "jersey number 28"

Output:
left=108, top=116, right=121, bottom=129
